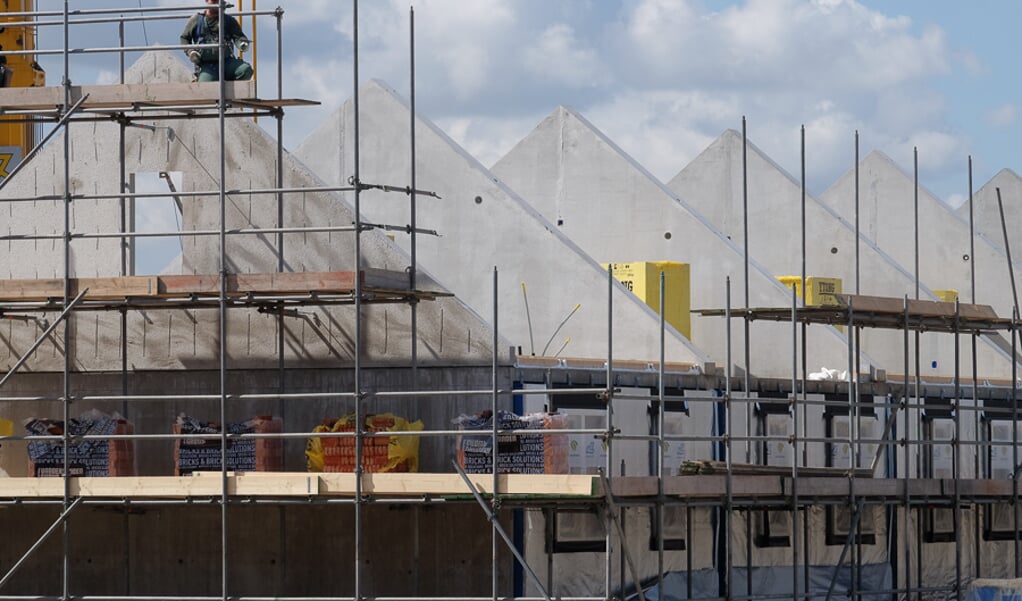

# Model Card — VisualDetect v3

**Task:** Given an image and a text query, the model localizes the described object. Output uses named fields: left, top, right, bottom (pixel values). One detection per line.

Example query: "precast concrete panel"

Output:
left=491, top=107, right=872, bottom=379
left=822, top=152, right=1020, bottom=322
left=0, top=53, right=501, bottom=372
left=295, top=81, right=712, bottom=366
left=966, top=169, right=1022, bottom=265
left=668, top=130, right=1015, bottom=380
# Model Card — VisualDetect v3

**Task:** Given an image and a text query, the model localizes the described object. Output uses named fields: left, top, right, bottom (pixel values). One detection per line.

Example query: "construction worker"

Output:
left=180, top=0, right=253, bottom=82
left=0, top=48, right=8, bottom=88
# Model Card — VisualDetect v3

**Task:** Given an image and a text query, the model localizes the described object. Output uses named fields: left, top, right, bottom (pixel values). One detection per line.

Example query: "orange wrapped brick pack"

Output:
left=174, top=414, right=283, bottom=476
left=25, top=410, right=135, bottom=477
left=306, top=413, right=423, bottom=473
left=455, top=410, right=567, bottom=475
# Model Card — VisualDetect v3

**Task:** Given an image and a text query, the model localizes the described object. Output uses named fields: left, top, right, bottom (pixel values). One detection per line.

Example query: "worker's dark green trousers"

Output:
left=196, top=57, right=253, bottom=82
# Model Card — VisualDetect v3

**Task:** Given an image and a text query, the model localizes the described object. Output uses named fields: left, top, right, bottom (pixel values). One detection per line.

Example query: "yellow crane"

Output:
left=0, top=0, right=44, bottom=176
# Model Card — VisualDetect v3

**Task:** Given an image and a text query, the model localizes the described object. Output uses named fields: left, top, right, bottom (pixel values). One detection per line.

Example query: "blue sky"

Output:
left=35, top=1, right=1021, bottom=209
left=905, top=2, right=1021, bottom=202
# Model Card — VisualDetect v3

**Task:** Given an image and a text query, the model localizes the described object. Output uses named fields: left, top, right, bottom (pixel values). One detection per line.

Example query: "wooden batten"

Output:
left=0, top=270, right=430, bottom=303
left=0, top=275, right=158, bottom=300
left=0, top=81, right=252, bottom=110
left=0, top=472, right=599, bottom=499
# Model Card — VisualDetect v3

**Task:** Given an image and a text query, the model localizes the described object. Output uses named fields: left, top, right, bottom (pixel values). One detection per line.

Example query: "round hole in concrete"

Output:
left=664, top=232, right=672, bottom=240
left=474, top=195, right=483, bottom=204
left=963, top=254, right=970, bottom=261
left=830, top=247, right=838, bottom=254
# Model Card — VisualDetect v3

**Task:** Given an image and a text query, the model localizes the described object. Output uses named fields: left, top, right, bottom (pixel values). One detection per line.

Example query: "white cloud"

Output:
left=584, top=90, right=736, bottom=182
left=137, top=0, right=981, bottom=202
left=986, top=104, right=1018, bottom=127
left=946, top=193, right=966, bottom=209
left=883, top=130, right=966, bottom=175
left=437, top=112, right=551, bottom=170
left=95, top=69, right=119, bottom=85
left=524, top=24, right=607, bottom=88
left=618, top=0, right=950, bottom=94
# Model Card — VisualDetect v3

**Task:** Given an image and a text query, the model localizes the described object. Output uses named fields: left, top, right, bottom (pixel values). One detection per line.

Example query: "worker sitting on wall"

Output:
left=180, top=0, right=253, bottom=82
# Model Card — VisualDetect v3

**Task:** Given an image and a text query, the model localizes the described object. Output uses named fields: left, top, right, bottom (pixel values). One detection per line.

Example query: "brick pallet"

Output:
left=456, top=411, right=568, bottom=475
left=311, top=414, right=421, bottom=473
left=26, top=411, right=135, bottom=477
left=174, top=414, right=283, bottom=476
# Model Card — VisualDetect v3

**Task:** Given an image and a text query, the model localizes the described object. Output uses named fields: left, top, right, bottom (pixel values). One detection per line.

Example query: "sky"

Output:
left=35, top=0, right=1022, bottom=212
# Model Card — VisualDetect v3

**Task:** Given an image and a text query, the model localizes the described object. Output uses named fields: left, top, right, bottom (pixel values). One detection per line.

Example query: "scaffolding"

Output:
left=0, top=3, right=1021, bottom=601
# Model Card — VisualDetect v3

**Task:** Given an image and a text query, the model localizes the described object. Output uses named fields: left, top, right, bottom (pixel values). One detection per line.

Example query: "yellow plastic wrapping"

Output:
left=306, top=413, right=423, bottom=473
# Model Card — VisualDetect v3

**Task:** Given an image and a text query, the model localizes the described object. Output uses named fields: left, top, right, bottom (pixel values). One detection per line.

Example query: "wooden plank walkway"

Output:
left=0, top=81, right=317, bottom=113
left=0, top=270, right=436, bottom=302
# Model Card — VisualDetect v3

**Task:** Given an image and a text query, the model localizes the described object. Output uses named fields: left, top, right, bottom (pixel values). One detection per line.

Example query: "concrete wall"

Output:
left=0, top=503, right=513, bottom=598
left=966, top=169, right=1022, bottom=267
left=668, top=130, right=1016, bottom=379
left=0, top=52, right=501, bottom=372
left=821, top=152, right=1020, bottom=364
left=490, top=107, right=870, bottom=379
left=295, top=80, right=712, bottom=367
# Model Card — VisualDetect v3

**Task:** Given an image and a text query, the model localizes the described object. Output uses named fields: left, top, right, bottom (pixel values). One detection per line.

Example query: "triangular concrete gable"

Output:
left=966, top=169, right=1022, bottom=260
left=668, top=130, right=1015, bottom=379
left=0, top=52, right=500, bottom=372
left=295, top=81, right=711, bottom=367
left=491, top=107, right=871, bottom=378
left=822, top=152, right=1020, bottom=318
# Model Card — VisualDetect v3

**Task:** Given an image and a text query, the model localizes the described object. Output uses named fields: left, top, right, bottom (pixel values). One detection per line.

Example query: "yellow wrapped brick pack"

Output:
left=306, top=413, right=423, bottom=473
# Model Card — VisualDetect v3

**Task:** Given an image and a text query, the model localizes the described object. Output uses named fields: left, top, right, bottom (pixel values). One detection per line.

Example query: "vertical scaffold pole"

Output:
left=911, top=148, right=924, bottom=597
left=61, top=2, right=72, bottom=599
left=409, top=7, right=419, bottom=374
left=351, top=1, right=365, bottom=599
left=741, top=117, right=753, bottom=600
left=854, top=131, right=860, bottom=294
left=954, top=300, right=963, bottom=596
left=1013, top=309, right=1020, bottom=578
left=604, top=265, right=615, bottom=598
left=491, top=267, right=499, bottom=601
left=742, top=116, right=751, bottom=464
left=995, top=188, right=1021, bottom=333
left=117, top=12, right=130, bottom=592
left=800, top=125, right=805, bottom=302
left=913, top=153, right=923, bottom=601
left=903, top=296, right=911, bottom=600
left=215, top=2, right=230, bottom=600
left=799, top=126, right=811, bottom=596
left=969, top=155, right=982, bottom=576
left=847, top=297, right=858, bottom=601
left=275, top=8, right=284, bottom=271
left=790, top=283, right=800, bottom=601
left=914, top=147, right=919, bottom=300
left=273, top=9, right=288, bottom=584
left=657, top=270, right=666, bottom=597
left=725, top=277, right=733, bottom=601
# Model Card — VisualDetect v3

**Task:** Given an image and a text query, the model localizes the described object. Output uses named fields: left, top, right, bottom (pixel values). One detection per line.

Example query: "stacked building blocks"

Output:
left=308, top=413, right=422, bottom=473
left=456, top=410, right=568, bottom=475
left=174, top=414, right=283, bottom=476
left=25, top=411, right=135, bottom=477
